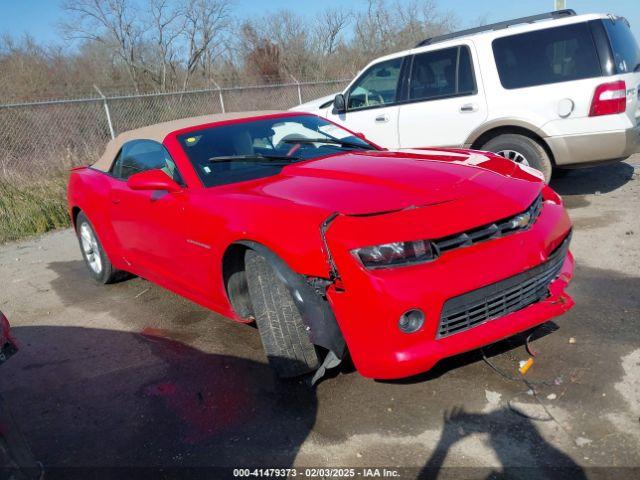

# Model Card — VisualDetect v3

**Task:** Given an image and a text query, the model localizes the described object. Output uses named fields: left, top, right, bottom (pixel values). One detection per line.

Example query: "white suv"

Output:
left=292, top=10, right=640, bottom=181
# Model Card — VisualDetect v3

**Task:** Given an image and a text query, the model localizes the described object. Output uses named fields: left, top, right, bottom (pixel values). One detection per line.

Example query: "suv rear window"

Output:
left=492, top=23, right=602, bottom=89
left=603, top=18, right=640, bottom=74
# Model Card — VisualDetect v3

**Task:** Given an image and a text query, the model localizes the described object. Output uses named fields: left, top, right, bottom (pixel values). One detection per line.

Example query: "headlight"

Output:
left=353, top=240, right=435, bottom=269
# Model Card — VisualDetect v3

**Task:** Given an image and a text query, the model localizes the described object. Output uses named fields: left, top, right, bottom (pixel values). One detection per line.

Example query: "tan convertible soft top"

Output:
left=92, top=110, right=283, bottom=172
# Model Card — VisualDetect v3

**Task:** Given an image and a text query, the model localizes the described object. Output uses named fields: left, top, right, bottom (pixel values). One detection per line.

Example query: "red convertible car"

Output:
left=67, top=111, right=574, bottom=380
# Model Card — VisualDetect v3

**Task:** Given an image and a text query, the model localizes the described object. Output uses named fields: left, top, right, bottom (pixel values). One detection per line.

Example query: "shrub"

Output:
left=0, top=174, right=70, bottom=243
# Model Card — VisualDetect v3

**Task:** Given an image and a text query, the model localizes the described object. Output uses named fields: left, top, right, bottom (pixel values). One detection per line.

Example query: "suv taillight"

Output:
left=589, top=81, right=627, bottom=116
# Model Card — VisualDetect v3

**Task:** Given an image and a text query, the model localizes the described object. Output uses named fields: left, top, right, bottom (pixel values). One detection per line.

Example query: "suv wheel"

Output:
left=244, top=249, right=319, bottom=378
left=481, top=134, right=553, bottom=183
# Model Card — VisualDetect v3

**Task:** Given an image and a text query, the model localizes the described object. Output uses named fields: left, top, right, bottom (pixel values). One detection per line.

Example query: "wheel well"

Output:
left=222, top=243, right=254, bottom=320
left=71, top=206, right=81, bottom=229
left=470, top=126, right=557, bottom=166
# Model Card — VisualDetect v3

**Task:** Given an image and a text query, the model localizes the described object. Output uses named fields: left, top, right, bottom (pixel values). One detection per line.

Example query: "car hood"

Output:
left=250, top=149, right=543, bottom=216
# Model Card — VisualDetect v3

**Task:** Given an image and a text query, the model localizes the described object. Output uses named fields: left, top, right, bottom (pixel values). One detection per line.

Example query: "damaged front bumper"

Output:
left=323, top=192, right=575, bottom=379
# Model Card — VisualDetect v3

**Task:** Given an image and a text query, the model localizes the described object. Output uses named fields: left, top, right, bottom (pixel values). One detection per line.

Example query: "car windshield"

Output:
left=178, top=114, right=376, bottom=187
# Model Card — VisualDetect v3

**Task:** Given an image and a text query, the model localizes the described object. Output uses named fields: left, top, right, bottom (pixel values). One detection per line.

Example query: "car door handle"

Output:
left=459, top=103, right=478, bottom=113
left=375, top=114, right=389, bottom=123
left=111, top=198, right=121, bottom=205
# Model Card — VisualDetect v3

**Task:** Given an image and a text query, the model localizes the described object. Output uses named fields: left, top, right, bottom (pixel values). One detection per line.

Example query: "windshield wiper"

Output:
left=281, top=138, right=376, bottom=150
left=208, top=154, right=300, bottom=163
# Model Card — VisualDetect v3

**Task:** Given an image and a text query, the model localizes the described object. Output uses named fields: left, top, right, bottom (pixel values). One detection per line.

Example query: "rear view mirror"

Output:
left=127, top=169, right=182, bottom=193
left=333, top=93, right=346, bottom=113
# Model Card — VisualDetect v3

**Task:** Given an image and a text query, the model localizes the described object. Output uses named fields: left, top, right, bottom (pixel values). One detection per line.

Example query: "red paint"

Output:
left=67, top=112, right=574, bottom=379
left=140, top=335, right=254, bottom=444
left=0, top=312, right=14, bottom=349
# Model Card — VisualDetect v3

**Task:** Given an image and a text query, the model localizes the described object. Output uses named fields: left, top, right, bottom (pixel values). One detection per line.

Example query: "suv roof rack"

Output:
left=415, top=9, right=577, bottom=47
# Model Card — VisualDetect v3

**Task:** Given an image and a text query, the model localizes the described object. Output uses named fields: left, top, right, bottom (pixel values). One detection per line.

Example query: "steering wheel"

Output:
left=276, top=134, right=311, bottom=157
left=365, top=90, right=385, bottom=106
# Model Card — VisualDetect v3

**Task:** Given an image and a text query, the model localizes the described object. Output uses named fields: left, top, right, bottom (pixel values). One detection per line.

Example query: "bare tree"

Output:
left=352, top=0, right=457, bottom=59
left=240, top=23, right=282, bottom=83
left=3, top=0, right=466, bottom=99
left=148, top=0, right=183, bottom=90
left=61, top=0, right=146, bottom=92
left=314, top=8, right=351, bottom=56
left=179, top=0, right=233, bottom=90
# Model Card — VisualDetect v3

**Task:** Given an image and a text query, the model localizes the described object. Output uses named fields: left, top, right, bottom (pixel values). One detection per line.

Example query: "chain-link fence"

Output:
left=0, top=78, right=349, bottom=242
left=0, top=78, right=349, bottom=179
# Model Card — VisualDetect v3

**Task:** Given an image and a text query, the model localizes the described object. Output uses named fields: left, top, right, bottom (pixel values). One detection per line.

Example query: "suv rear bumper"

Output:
left=547, top=125, right=640, bottom=167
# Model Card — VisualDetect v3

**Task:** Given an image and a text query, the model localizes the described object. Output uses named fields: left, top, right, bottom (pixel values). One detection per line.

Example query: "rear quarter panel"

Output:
left=67, top=167, right=126, bottom=269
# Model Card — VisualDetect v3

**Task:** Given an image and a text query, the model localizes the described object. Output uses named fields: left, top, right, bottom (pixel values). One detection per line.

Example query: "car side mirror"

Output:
left=333, top=93, right=346, bottom=113
left=355, top=132, right=367, bottom=141
left=127, top=169, right=182, bottom=193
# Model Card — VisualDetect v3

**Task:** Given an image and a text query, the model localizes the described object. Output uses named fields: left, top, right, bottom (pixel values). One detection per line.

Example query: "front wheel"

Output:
left=75, top=212, right=123, bottom=284
left=244, top=249, right=319, bottom=378
left=482, top=134, right=553, bottom=183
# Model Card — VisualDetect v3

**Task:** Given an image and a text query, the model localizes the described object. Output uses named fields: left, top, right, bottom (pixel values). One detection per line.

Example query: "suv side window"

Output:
left=347, top=57, right=403, bottom=110
left=111, top=139, right=183, bottom=184
left=408, top=45, right=477, bottom=101
left=492, top=23, right=602, bottom=89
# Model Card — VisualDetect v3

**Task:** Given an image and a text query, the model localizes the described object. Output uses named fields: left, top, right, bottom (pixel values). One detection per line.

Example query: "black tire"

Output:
left=244, top=249, right=319, bottom=377
left=482, top=134, right=553, bottom=183
left=75, top=212, right=123, bottom=284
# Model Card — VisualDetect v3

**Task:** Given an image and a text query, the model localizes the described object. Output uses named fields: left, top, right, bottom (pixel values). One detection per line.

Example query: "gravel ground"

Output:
left=0, top=156, right=639, bottom=478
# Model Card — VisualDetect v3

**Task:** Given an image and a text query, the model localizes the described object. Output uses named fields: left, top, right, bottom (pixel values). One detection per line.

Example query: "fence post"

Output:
left=211, top=80, right=226, bottom=113
left=93, top=85, right=115, bottom=139
left=290, top=75, right=303, bottom=105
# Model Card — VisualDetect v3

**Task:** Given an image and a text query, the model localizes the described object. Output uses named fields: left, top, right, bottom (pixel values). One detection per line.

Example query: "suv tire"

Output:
left=482, top=134, right=553, bottom=183
left=75, top=212, right=124, bottom=284
left=245, top=249, right=319, bottom=378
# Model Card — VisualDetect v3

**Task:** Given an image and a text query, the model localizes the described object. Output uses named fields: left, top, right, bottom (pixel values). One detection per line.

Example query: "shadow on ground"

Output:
left=418, top=406, right=587, bottom=480
left=3, top=257, right=633, bottom=476
left=1, top=325, right=315, bottom=478
left=550, top=162, right=635, bottom=197
left=1, top=325, right=590, bottom=480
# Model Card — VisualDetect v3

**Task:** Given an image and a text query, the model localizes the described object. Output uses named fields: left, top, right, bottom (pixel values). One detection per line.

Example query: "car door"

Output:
left=325, top=57, right=405, bottom=148
left=108, top=140, right=194, bottom=291
left=398, top=43, right=488, bottom=148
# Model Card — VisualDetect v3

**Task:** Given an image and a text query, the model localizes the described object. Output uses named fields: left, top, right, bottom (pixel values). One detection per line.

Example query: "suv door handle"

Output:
left=375, top=114, right=389, bottom=123
left=459, top=103, right=478, bottom=113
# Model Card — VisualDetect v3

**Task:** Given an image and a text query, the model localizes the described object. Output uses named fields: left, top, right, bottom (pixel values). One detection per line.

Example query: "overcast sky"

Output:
left=1, top=0, right=638, bottom=47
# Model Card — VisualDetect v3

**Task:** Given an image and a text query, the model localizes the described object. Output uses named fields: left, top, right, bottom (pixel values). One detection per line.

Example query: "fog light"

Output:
left=398, top=309, right=425, bottom=333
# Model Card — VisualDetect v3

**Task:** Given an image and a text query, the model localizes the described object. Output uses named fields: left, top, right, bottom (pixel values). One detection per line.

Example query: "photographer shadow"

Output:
left=419, top=406, right=587, bottom=480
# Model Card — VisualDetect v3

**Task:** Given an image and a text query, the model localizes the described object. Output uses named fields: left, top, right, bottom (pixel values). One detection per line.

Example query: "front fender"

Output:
left=238, top=240, right=345, bottom=358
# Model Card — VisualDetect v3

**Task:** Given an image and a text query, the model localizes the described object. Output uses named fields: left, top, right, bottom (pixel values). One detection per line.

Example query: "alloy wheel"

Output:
left=79, top=222, right=103, bottom=274
left=495, top=149, right=530, bottom=167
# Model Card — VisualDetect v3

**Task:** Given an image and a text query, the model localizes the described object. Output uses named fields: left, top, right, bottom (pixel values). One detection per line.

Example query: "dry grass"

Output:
left=0, top=173, right=70, bottom=243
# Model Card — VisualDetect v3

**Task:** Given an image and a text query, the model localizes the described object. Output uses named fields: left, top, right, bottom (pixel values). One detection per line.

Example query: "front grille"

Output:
left=437, top=232, right=571, bottom=338
left=432, top=194, right=543, bottom=256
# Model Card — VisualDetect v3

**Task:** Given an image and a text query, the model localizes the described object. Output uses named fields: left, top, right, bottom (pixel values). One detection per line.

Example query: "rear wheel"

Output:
left=244, top=249, right=319, bottom=377
left=75, top=212, right=122, bottom=284
left=482, top=134, right=553, bottom=183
